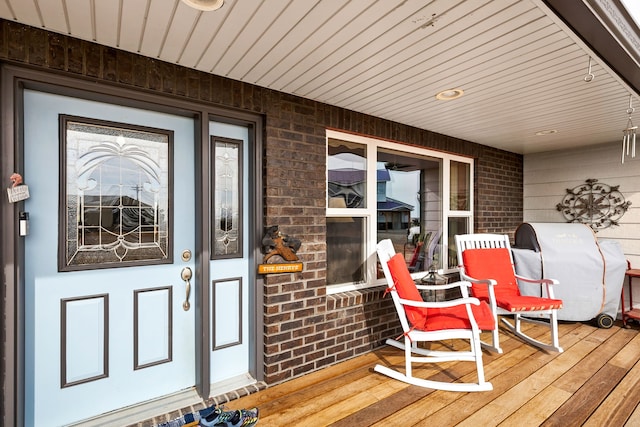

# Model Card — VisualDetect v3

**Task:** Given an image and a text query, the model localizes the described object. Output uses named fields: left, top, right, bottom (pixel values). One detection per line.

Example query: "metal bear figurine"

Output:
left=261, top=225, right=301, bottom=262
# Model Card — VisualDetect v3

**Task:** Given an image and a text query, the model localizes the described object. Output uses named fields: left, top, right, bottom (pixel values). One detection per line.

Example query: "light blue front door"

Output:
left=23, top=90, right=197, bottom=426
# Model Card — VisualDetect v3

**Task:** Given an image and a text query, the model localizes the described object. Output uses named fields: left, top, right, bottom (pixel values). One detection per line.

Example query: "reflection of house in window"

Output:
left=81, top=195, right=158, bottom=246
left=376, top=167, right=413, bottom=231
left=327, top=168, right=365, bottom=208
left=63, top=120, right=170, bottom=267
left=328, top=166, right=414, bottom=230
left=76, top=151, right=163, bottom=253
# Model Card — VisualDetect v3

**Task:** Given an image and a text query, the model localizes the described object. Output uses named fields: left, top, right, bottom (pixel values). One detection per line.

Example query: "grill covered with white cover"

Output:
left=513, top=223, right=626, bottom=324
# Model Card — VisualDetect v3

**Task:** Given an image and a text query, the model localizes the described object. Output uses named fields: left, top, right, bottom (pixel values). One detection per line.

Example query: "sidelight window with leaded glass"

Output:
left=211, top=137, right=243, bottom=259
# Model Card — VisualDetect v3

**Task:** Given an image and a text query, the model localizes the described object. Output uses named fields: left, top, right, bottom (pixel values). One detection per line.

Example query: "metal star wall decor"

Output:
left=556, top=178, right=631, bottom=231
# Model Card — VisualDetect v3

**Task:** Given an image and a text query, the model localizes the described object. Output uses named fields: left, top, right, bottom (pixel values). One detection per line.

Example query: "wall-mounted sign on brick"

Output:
left=259, top=225, right=303, bottom=274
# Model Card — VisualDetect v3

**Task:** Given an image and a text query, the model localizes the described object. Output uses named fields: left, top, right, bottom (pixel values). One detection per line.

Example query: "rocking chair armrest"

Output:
left=397, top=296, right=480, bottom=310
left=514, top=274, right=559, bottom=285
left=415, top=282, right=470, bottom=291
left=457, top=272, right=499, bottom=309
left=458, top=271, right=498, bottom=287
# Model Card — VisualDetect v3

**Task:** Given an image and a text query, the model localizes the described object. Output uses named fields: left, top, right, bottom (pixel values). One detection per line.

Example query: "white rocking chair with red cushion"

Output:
left=375, top=239, right=494, bottom=392
left=455, top=233, right=564, bottom=354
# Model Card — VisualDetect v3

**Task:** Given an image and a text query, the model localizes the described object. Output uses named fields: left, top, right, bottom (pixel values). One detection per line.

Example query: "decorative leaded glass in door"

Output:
left=60, top=115, right=173, bottom=271
left=211, top=137, right=242, bottom=258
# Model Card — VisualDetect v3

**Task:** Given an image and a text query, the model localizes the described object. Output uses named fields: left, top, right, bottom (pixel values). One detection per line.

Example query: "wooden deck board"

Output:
left=500, top=325, right=625, bottom=426
left=547, top=329, right=640, bottom=425
left=365, top=329, right=547, bottom=426
left=542, top=364, right=628, bottom=427
left=552, top=326, right=629, bottom=393
left=609, top=331, right=640, bottom=369
left=624, top=401, right=640, bottom=426
left=499, top=385, right=572, bottom=427
left=330, top=326, right=546, bottom=426
left=585, top=357, right=640, bottom=426
left=216, top=320, right=640, bottom=427
left=454, top=325, right=596, bottom=427
left=410, top=323, right=590, bottom=427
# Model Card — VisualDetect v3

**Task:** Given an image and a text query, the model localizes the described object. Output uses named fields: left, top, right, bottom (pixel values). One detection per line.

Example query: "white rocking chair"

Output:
left=375, top=239, right=494, bottom=392
left=455, top=233, right=564, bottom=354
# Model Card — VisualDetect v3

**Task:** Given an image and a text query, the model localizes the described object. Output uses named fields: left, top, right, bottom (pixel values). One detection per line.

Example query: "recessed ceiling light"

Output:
left=435, top=88, right=464, bottom=101
left=181, top=0, right=224, bottom=11
left=535, top=130, right=558, bottom=136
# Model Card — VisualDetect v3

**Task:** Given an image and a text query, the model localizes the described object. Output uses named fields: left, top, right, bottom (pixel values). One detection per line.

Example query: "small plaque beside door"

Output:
left=258, top=263, right=303, bottom=274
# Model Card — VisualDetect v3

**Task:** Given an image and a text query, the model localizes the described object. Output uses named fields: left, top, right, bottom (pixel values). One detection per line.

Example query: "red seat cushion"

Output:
left=461, top=247, right=563, bottom=312
left=425, top=302, right=495, bottom=332
left=496, top=295, right=563, bottom=312
left=386, top=253, right=495, bottom=331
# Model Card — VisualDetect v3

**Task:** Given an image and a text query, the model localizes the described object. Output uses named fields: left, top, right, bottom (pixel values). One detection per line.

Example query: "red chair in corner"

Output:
left=455, top=233, right=563, bottom=354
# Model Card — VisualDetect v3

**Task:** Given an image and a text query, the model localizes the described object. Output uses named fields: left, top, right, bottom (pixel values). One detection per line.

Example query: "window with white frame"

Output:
left=326, top=130, right=473, bottom=293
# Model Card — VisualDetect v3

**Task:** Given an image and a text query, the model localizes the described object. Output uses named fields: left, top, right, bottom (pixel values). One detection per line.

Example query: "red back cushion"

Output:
left=461, top=248, right=521, bottom=300
left=386, top=253, right=428, bottom=328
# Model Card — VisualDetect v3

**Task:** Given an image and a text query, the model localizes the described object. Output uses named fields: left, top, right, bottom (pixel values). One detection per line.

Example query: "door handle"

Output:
left=181, top=267, right=192, bottom=311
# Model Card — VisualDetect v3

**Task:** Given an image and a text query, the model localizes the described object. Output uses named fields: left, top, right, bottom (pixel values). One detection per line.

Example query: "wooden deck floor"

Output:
left=222, top=320, right=640, bottom=426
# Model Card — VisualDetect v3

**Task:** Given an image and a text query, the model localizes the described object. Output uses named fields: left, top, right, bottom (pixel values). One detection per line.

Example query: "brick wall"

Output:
left=475, top=149, right=524, bottom=239
left=0, top=20, right=523, bottom=387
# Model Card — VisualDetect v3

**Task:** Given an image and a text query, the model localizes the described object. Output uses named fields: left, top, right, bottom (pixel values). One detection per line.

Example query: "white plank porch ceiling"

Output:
left=1, top=0, right=638, bottom=155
